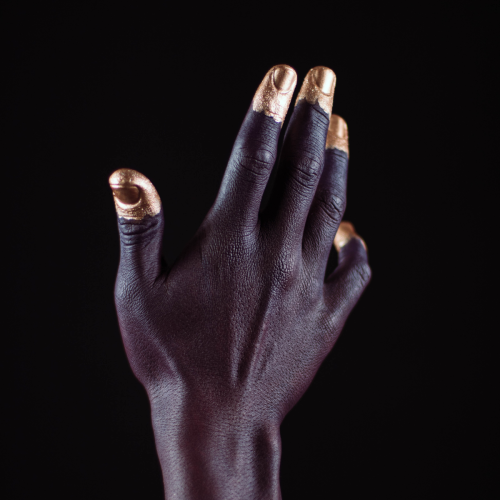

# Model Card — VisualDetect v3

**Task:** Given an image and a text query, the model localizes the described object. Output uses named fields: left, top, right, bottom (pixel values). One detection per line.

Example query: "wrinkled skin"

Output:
left=112, top=89, right=371, bottom=499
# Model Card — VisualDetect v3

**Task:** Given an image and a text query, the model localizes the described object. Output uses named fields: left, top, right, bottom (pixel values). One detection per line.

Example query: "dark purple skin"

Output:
left=114, top=100, right=371, bottom=499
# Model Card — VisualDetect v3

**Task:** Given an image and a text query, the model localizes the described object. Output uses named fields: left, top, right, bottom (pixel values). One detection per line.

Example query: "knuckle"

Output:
left=351, top=261, right=372, bottom=288
left=246, top=145, right=276, bottom=167
left=232, top=146, right=276, bottom=184
left=315, top=190, right=346, bottom=226
left=118, top=216, right=160, bottom=248
left=269, top=247, right=300, bottom=287
left=290, top=156, right=322, bottom=193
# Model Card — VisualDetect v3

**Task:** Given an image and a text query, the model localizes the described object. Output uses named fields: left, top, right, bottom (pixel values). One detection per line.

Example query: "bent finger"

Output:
left=324, top=222, right=371, bottom=329
left=211, top=65, right=297, bottom=231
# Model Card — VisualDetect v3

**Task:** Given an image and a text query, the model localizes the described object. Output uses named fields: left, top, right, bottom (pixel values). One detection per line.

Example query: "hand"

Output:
left=109, top=64, right=370, bottom=500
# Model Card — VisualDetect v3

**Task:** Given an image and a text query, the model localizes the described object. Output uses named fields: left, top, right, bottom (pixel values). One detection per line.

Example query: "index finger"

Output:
left=210, top=65, right=297, bottom=231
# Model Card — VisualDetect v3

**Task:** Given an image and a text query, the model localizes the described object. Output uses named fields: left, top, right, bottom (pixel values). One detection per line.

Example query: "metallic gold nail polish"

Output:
left=326, top=114, right=349, bottom=156
left=334, top=221, right=367, bottom=252
left=109, top=168, right=161, bottom=220
left=295, top=66, right=336, bottom=116
left=252, top=65, right=297, bottom=124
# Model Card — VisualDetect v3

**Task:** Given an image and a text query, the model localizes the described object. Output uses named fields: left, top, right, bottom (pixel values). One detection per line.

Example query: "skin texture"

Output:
left=110, top=65, right=371, bottom=499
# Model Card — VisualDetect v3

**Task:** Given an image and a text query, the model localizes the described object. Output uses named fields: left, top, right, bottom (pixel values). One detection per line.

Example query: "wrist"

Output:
left=149, top=392, right=282, bottom=500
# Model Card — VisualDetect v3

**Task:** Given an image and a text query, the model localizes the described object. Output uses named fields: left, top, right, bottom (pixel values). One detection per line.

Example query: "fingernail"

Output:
left=109, top=168, right=161, bottom=220
left=273, top=65, right=296, bottom=92
left=312, top=67, right=336, bottom=95
left=326, top=114, right=349, bottom=156
left=252, top=64, right=297, bottom=124
left=111, top=186, right=140, bottom=205
left=295, top=66, right=336, bottom=116
left=334, top=221, right=367, bottom=252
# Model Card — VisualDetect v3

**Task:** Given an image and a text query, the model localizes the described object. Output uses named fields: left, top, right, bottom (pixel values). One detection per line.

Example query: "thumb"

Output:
left=109, top=168, right=164, bottom=283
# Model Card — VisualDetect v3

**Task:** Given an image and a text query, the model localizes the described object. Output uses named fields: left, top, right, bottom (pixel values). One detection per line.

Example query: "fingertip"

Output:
left=272, top=64, right=297, bottom=92
left=252, top=64, right=297, bottom=124
left=295, top=66, right=336, bottom=116
left=326, top=115, right=349, bottom=156
left=334, top=221, right=367, bottom=252
left=330, top=113, right=347, bottom=126
left=109, top=168, right=161, bottom=220
left=311, top=66, right=336, bottom=95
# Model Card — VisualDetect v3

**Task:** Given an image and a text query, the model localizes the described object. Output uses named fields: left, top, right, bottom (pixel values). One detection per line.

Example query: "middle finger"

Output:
left=265, top=66, right=336, bottom=242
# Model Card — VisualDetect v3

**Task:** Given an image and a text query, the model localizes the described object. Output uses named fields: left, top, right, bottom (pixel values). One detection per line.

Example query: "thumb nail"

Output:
left=109, top=169, right=161, bottom=220
left=111, top=185, right=141, bottom=205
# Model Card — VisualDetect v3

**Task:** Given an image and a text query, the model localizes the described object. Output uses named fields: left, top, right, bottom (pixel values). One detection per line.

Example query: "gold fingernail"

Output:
left=326, top=114, right=349, bottom=156
left=252, top=64, right=297, bottom=124
left=334, top=221, right=367, bottom=252
left=295, top=66, right=336, bottom=116
left=109, top=168, right=161, bottom=220
left=112, top=186, right=140, bottom=205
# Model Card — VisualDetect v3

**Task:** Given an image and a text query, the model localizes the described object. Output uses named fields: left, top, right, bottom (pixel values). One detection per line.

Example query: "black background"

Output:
left=5, top=2, right=499, bottom=499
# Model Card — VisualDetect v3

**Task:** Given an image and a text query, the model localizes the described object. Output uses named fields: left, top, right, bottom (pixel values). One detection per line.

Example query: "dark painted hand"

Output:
left=109, top=65, right=370, bottom=500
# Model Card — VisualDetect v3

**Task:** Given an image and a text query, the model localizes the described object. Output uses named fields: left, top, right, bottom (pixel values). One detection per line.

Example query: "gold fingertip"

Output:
left=334, top=221, right=367, bottom=252
left=295, top=66, right=336, bottom=116
left=109, top=168, right=161, bottom=220
left=252, top=64, right=297, bottom=124
left=326, top=114, right=349, bottom=156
